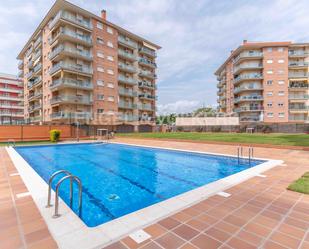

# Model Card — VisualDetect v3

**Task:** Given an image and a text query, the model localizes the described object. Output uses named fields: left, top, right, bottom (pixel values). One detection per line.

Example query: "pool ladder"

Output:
left=7, top=139, right=16, bottom=147
left=237, top=146, right=254, bottom=164
left=46, top=170, right=82, bottom=218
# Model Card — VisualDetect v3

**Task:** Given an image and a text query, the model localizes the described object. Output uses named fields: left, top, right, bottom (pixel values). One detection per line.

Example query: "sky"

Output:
left=1, top=0, right=309, bottom=114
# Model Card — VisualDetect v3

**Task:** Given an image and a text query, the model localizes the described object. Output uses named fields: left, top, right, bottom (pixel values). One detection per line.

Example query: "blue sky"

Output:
left=1, top=0, right=309, bottom=114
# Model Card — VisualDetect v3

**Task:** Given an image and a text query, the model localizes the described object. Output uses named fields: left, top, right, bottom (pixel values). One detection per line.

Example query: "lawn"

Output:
left=288, top=172, right=309, bottom=194
left=0, top=140, right=52, bottom=146
left=117, top=132, right=309, bottom=147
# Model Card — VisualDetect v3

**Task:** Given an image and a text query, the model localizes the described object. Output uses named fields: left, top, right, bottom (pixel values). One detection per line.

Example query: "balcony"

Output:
left=233, top=63, right=263, bottom=74
left=0, top=95, right=22, bottom=102
left=118, top=114, right=138, bottom=122
left=233, top=73, right=263, bottom=84
left=139, top=70, right=157, bottom=79
left=234, top=106, right=263, bottom=113
left=138, top=81, right=156, bottom=89
left=217, top=80, right=226, bottom=88
left=50, top=95, right=92, bottom=105
left=289, top=116, right=309, bottom=122
left=239, top=116, right=261, bottom=122
left=29, top=116, right=42, bottom=123
left=0, top=111, right=23, bottom=117
left=118, top=101, right=137, bottom=109
left=119, top=87, right=137, bottom=97
left=138, top=58, right=156, bottom=68
left=118, top=75, right=137, bottom=85
left=288, top=72, right=309, bottom=78
left=28, top=91, right=43, bottom=102
left=18, top=61, right=23, bottom=70
left=0, top=103, right=24, bottom=110
left=18, top=71, right=23, bottom=78
left=51, top=111, right=92, bottom=120
left=28, top=76, right=42, bottom=90
left=217, top=88, right=226, bottom=95
left=289, top=94, right=309, bottom=100
left=288, top=50, right=309, bottom=57
left=219, top=103, right=226, bottom=109
left=289, top=105, right=309, bottom=113
left=234, top=51, right=263, bottom=64
left=33, top=63, right=42, bottom=74
left=288, top=61, right=309, bottom=68
left=139, top=116, right=155, bottom=122
left=118, top=36, right=137, bottom=49
left=234, top=95, right=263, bottom=103
left=33, top=36, right=42, bottom=48
left=28, top=103, right=42, bottom=112
left=26, top=71, right=33, bottom=80
left=139, top=47, right=156, bottom=58
left=289, top=82, right=309, bottom=90
left=233, top=85, right=263, bottom=94
left=49, top=28, right=92, bottom=46
left=138, top=93, right=156, bottom=100
left=50, top=78, right=93, bottom=91
left=49, top=10, right=93, bottom=31
left=118, top=63, right=137, bottom=73
left=118, top=50, right=137, bottom=61
left=218, top=95, right=226, bottom=101
left=49, top=45, right=92, bottom=61
left=49, top=62, right=93, bottom=76
left=33, top=50, right=42, bottom=61
left=25, top=47, right=33, bottom=57
left=28, top=60, right=34, bottom=69
left=138, top=103, right=154, bottom=111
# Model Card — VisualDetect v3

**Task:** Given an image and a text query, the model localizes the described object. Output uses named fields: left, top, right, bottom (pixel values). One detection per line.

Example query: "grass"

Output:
left=288, top=172, right=309, bottom=194
left=0, top=140, right=52, bottom=147
left=117, top=132, right=309, bottom=147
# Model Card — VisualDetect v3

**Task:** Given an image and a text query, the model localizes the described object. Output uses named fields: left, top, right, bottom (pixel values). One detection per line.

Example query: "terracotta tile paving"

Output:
left=0, top=138, right=308, bottom=249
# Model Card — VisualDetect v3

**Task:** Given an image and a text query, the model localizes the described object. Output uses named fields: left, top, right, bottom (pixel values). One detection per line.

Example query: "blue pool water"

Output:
left=15, top=143, right=265, bottom=227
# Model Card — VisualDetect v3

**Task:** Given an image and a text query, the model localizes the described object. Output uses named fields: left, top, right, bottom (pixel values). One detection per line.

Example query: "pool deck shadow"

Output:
left=0, top=138, right=308, bottom=249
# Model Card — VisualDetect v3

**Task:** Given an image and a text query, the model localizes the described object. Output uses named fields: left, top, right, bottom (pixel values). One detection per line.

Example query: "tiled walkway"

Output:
left=0, top=139, right=308, bottom=249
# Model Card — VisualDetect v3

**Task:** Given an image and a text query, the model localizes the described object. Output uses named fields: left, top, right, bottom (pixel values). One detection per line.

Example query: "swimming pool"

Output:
left=15, top=142, right=265, bottom=227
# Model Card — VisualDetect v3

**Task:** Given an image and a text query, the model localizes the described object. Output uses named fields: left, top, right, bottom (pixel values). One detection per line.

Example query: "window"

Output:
left=278, top=70, right=284, bottom=74
left=97, top=80, right=104, bottom=86
left=97, top=52, right=104, bottom=58
left=267, top=112, right=274, bottom=118
left=107, top=69, right=114, bottom=75
left=107, top=82, right=114, bottom=88
left=267, top=91, right=273, bottom=96
left=107, top=55, right=114, bottom=61
left=107, top=96, right=115, bottom=102
left=267, top=70, right=273, bottom=74
left=97, top=22, right=103, bottom=29
left=278, top=91, right=285, bottom=96
left=97, top=38, right=104, bottom=45
left=266, top=80, right=273, bottom=85
left=278, top=80, right=285, bottom=85
left=107, top=27, right=113, bottom=34
left=267, top=102, right=273, bottom=107
left=266, top=59, right=273, bottom=64
left=278, top=59, right=284, bottom=64
left=97, top=94, right=104, bottom=100
left=267, top=47, right=273, bottom=52
left=278, top=47, right=284, bottom=52
left=97, top=109, right=104, bottom=113
left=278, top=112, right=285, bottom=118
left=97, top=66, right=104, bottom=72
left=278, top=102, right=284, bottom=107
left=107, top=41, right=113, bottom=48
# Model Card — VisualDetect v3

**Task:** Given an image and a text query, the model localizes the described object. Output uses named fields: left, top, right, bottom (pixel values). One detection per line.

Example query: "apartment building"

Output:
left=0, top=73, right=24, bottom=124
left=17, top=0, right=160, bottom=132
left=215, top=40, right=309, bottom=123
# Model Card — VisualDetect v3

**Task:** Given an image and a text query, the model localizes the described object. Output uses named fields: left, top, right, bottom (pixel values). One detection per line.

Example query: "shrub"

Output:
left=176, top=126, right=184, bottom=132
left=49, top=129, right=61, bottom=142
left=261, top=125, right=272, bottom=133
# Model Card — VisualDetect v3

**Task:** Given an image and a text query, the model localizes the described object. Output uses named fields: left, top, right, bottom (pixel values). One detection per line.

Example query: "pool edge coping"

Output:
left=6, top=142, right=283, bottom=249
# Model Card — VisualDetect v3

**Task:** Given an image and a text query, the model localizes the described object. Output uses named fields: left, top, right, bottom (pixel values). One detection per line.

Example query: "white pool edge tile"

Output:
left=6, top=145, right=283, bottom=249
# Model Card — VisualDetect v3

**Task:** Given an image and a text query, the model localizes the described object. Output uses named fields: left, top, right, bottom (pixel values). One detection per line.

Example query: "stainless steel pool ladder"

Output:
left=7, top=139, right=16, bottom=147
left=237, top=146, right=254, bottom=163
left=46, top=170, right=82, bottom=218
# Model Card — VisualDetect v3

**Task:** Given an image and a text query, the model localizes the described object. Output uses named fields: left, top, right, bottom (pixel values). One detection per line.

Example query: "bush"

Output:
left=176, top=126, right=183, bottom=132
left=49, top=129, right=61, bottom=142
left=261, top=125, right=272, bottom=133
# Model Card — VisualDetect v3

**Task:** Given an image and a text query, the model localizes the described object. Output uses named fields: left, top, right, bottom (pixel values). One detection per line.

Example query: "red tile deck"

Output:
left=0, top=138, right=308, bottom=249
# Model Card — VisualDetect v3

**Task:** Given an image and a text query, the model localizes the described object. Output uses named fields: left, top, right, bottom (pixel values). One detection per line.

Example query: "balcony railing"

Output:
left=118, top=36, right=137, bottom=49
left=33, top=36, right=42, bottom=48
left=118, top=75, right=137, bottom=85
left=139, top=47, right=156, bottom=57
left=288, top=72, right=309, bottom=78
left=18, top=71, right=23, bottom=78
left=138, top=81, right=156, bottom=89
left=49, top=45, right=92, bottom=60
left=139, top=70, right=157, bottom=79
left=138, top=93, right=156, bottom=100
left=49, top=10, right=93, bottom=30
left=289, top=116, right=309, bottom=122
left=289, top=105, right=309, bottom=111
left=288, top=62, right=309, bottom=67
left=138, top=103, right=154, bottom=111
left=234, top=95, right=263, bottom=103
left=50, top=95, right=92, bottom=105
left=289, top=82, right=309, bottom=89
left=50, top=78, right=93, bottom=90
left=288, top=50, right=309, bottom=57
left=234, top=106, right=263, bottom=112
left=139, top=116, right=155, bottom=122
left=119, top=88, right=137, bottom=97
left=234, top=51, right=263, bottom=63
left=118, top=101, right=137, bottom=109
left=233, top=63, right=263, bottom=73
left=138, top=58, right=157, bottom=68
left=33, top=63, right=42, bottom=74
left=28, top=103, right=42, bottom=112
left=118, top=63, right=137, bottom=73
left=0, top=103, right=24, bottom=109
left=50, top=62, right=93, bottom=75
left=28, top=91, right=43, bottom=101
left=28, top=76, right=42, bottom=89
left=18, top=60, right=23, bottom=69
left=118, top=114, right=138, bottom=122
left=233, top=86, right=263, bottom=94
left=33, top=50, right=42, bottom=61
left=289, top=94, right=309, bottom=100
left=234, top=73, right=263, bottom=83
left=0, top=111, right=23, bottom=117
left=118, top=50, right=137, bottom=61
left=0, top=95, right=23, bottom=101
left=51, top=112, right=92, bottom=120
left=49, top=28, right=92, bottom=45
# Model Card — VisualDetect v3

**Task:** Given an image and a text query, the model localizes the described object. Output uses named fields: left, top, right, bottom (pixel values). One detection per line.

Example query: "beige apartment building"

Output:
left=17, top=0, right=160, bottom=132
left=215, top=41, right=309, bottom=123
left=0, top=73, right=23, bottom=124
